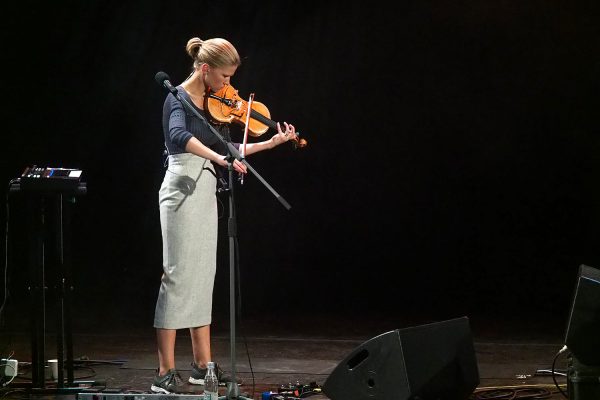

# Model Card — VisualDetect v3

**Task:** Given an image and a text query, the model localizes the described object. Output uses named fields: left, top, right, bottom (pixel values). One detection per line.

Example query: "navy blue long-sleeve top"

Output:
left=162, top=86, right=238, bottom=155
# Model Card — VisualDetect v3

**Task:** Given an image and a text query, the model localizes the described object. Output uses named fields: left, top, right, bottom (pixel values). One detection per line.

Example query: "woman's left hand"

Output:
left=270, top=122, right=296, bottom=148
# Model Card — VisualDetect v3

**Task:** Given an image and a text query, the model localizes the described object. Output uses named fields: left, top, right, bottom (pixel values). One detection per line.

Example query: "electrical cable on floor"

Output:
left=535, top=368, right=566, bottom=377
left=552, top=345, right=569, bottom=399
left=240, top=326, right=255, bottom=398
left=0, top=388, right=27, bottom=399
left=472, top=384, right=559, bottom=399
left=73, top=357, right=127, bottom=366
left=71, top=365, right=96, bottom=379
left=7, top=360, right=100, bottom=383
left=472, top=345, right=571, bottom=400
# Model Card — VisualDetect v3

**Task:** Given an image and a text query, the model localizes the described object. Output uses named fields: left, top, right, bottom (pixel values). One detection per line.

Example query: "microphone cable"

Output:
left=552, top=345, right=569, bottom=399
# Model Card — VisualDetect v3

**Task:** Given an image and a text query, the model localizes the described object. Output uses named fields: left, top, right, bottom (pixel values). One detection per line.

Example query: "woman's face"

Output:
left=205, top=64, right=238, bottom=92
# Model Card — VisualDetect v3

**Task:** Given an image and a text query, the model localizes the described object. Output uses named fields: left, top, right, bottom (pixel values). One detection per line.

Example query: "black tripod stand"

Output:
left=155, top=72, right=291, bottom=399
left=7, top=179, right=94, bottom=395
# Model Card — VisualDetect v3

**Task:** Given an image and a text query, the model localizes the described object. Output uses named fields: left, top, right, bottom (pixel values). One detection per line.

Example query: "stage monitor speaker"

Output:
left=565, top=264, right=600, bottom=366
left=322, top=316, right=479, bottom=400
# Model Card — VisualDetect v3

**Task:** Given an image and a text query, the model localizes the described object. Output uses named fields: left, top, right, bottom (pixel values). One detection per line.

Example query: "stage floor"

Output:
left=0, top=310, right=570, bottom=399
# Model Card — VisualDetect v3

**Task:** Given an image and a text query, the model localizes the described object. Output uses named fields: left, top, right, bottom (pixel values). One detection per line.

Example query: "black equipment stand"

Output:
left=155, top=72, right=291, bottom=399
left=8, top=180, right=90, bottom=394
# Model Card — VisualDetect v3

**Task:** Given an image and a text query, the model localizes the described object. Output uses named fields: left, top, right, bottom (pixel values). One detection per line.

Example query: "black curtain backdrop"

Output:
left=2, top=1, right=600, bottom=329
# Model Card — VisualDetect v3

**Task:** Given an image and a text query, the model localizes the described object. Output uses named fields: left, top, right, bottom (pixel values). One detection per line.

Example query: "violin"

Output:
left=204, top=84, right=308, bottom=149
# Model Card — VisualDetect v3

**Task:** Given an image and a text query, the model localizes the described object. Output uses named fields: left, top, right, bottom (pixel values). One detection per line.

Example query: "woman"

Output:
left=152, top=36, right=296, bottom=394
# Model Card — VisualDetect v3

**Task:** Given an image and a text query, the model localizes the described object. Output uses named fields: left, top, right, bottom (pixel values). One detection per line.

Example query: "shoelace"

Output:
left=169, top=371, right=184, bottom=387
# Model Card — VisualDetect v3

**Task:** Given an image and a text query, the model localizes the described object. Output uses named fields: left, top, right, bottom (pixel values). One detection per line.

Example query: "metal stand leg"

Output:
left=224, top=163, right=252, bottom=400
left=27, top=195, right=46, bottom=388
left=53, top=193, right=75, bottom=387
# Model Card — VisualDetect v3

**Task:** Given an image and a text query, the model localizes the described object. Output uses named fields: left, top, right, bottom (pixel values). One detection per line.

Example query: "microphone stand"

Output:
left=159, top=78, right=291, bottom=400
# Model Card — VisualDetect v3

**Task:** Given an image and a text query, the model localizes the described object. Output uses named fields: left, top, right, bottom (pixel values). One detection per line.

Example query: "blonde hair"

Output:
left=186, top=37, right=241, bottom=69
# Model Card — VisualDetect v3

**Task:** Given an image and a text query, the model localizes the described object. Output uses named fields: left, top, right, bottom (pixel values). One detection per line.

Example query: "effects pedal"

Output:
left=19, top=165, right=84, bottom=193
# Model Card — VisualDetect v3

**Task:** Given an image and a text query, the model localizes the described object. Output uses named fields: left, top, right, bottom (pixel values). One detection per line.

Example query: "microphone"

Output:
left=155, top=71, right=178, bottom=95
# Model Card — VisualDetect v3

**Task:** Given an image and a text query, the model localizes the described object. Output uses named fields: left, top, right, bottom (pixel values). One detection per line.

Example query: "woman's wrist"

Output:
left=214, top=153, right=227, bottom=166
left=268, top=137, right=277, bottom=149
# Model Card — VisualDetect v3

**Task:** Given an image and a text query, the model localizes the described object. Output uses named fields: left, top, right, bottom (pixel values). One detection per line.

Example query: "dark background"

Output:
left=2, top=1, right=600, bottom=333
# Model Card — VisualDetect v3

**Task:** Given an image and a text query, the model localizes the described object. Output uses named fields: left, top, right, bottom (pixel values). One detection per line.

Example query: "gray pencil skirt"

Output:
left=154, top=153, right=218, bottom=329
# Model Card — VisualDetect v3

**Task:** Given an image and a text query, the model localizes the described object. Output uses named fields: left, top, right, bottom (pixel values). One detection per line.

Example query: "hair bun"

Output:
left=186, top=37, right=204, bottom=59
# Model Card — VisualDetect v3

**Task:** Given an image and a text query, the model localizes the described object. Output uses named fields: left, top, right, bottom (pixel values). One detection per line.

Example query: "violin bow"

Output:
left=239, top=92, right=254, bottom=184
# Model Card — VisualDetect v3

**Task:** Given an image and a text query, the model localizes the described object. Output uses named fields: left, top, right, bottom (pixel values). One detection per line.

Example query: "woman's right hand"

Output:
left=216, top=156, right=247, bottom=174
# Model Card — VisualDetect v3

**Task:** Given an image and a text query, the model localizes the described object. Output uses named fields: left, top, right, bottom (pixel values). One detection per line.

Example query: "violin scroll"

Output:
left=292, top=136, right=307, bottom=149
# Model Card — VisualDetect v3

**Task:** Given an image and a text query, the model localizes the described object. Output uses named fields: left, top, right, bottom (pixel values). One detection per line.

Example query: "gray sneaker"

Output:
left=151, top=368, right=186, bottom=394
left=188, top=362, right=232, bottom=386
